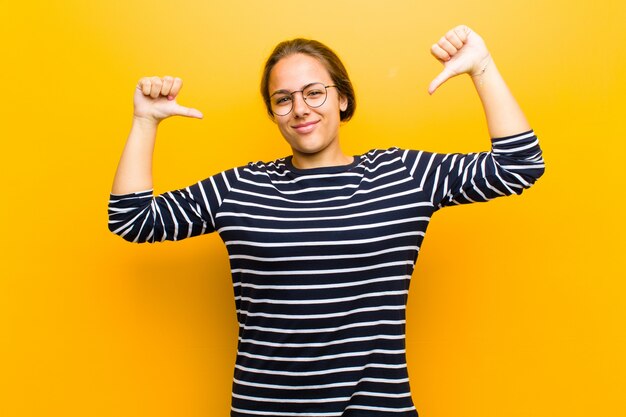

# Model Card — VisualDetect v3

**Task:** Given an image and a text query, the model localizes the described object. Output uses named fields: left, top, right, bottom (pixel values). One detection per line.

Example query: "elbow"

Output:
left=501, top=150, right=546, bottom=192
left=524, top=163, right=545, bottom=186
left=534, top=165, right=546, bottom=182
left=494, top=130, right=545, bottom=189
left=512, top=168, right=545, bottom=198
left=107, top=193, right=155, bottom=243
left=107, top=216, right=153, bottom=244
left=525, top=152, right=546, bottom=185
left=514, top=164, right=545, bottom=194
left=108, top=220, right=139, bottom=243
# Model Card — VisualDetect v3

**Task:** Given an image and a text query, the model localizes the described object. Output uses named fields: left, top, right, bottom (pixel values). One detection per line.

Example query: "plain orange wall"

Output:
left=1, top=1, right=625, bottom=416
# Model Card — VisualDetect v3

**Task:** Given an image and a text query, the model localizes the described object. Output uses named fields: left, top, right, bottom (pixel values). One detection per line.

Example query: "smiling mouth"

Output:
left=292, top=120, right=319, bottom=133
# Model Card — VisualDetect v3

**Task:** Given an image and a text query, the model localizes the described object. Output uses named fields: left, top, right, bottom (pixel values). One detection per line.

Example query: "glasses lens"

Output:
left=270, top=83, right=329, bottom=116
left=271, top=93, right=293, bottom=116
left=303, top=83, right=327, bottom=108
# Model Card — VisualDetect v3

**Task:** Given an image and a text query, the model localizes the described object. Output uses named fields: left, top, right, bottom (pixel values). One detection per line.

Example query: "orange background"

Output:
left=1, top=1, right=625, bottom=416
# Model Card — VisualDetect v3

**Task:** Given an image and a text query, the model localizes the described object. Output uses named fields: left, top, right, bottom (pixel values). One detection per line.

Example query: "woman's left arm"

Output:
left=428, top=25, right=530, bottom=138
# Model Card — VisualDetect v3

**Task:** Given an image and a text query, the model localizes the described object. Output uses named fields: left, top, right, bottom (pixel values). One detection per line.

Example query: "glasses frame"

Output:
left=269, top=83, right=338, bottom=116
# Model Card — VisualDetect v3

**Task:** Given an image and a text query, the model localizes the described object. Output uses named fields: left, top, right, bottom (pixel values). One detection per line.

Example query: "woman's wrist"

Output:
left=130, top=115, right=161, bottom=142
left=132, top=114, right=160, bottom=129
left=471, top=54, right=493, bottom=78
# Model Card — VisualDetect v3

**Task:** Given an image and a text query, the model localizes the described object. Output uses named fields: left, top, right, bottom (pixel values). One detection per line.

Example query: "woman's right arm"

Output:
left=111, top=76, right=203, bottom=195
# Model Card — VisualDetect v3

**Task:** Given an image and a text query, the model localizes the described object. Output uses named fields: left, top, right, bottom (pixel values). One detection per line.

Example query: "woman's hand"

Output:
left=428, top=25, right=492, bottom=94
left=133, top=76, right=203, bottom=123
left=111, top=77, right=203, bottom=195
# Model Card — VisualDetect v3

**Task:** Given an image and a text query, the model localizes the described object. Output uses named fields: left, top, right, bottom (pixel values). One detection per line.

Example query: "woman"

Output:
left=109, top=25, right=544, bottom=417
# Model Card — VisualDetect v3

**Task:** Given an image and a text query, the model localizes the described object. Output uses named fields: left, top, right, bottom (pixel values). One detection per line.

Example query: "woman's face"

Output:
left=268, top=53, right=348, bottom=166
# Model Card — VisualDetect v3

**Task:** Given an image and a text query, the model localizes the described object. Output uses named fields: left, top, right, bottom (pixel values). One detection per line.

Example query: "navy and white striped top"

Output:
left=108, top=130, right=544, bottom=416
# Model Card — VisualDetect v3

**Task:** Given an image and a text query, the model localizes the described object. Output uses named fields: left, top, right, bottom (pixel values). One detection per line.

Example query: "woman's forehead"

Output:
left=268, top=54, right=332, bottom=92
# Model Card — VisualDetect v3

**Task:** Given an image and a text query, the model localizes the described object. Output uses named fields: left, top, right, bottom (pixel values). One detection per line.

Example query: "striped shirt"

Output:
left=108, top=130, right=544, bottom=416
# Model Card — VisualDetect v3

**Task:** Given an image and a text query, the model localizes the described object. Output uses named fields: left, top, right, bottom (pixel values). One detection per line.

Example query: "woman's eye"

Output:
left=274, top=96, right=292, bottom=105
left=306, top=90, right=323, bottom=97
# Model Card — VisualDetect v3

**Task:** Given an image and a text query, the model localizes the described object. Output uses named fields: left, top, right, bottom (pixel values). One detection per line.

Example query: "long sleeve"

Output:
left=107, top=168, right=240, bottom=243
left=401, top=129, right=544, bottom=210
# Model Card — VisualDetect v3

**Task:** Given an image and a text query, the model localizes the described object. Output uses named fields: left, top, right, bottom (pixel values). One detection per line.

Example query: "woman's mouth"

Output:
left=292, top=120, right=319, bottom=134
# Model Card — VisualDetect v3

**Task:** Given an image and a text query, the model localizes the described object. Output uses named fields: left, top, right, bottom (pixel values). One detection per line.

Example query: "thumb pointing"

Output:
left=173, top=104, right=203, bottom=119
left=428, top=69, right=454, bottom=95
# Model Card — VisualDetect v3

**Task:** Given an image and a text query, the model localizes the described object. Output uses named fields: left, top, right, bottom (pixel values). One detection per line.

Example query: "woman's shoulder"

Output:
left=245, top=156, right=290, bottom=172
left=229, top=157, right=293, bottom=181
left=357, top=147, right=414, bottom=165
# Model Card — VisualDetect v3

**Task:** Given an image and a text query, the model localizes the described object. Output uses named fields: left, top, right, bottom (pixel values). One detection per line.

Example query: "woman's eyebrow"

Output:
left=270, top=89, right=290, bottom=97
left=270, top=82, right=322, bottom=97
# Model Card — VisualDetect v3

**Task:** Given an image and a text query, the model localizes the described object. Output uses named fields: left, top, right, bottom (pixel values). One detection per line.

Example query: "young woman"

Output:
left=109, top=25, right=544, bottom=417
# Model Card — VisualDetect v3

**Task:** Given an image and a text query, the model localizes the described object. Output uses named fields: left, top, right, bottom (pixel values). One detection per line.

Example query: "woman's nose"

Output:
left=291, top=93, right=310, bottom=117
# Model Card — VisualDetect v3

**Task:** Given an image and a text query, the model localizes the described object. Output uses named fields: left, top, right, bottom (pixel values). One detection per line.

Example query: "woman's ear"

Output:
left=339, top=95, right=348, bottom=112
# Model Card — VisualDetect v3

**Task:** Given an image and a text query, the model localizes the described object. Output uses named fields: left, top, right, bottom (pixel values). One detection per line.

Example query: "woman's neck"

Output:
left=290, top=151, right=354, bottom=170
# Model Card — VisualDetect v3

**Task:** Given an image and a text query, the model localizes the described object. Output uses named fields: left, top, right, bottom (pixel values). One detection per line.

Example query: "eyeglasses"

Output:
left=270, top=83, right=337, bottom=116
